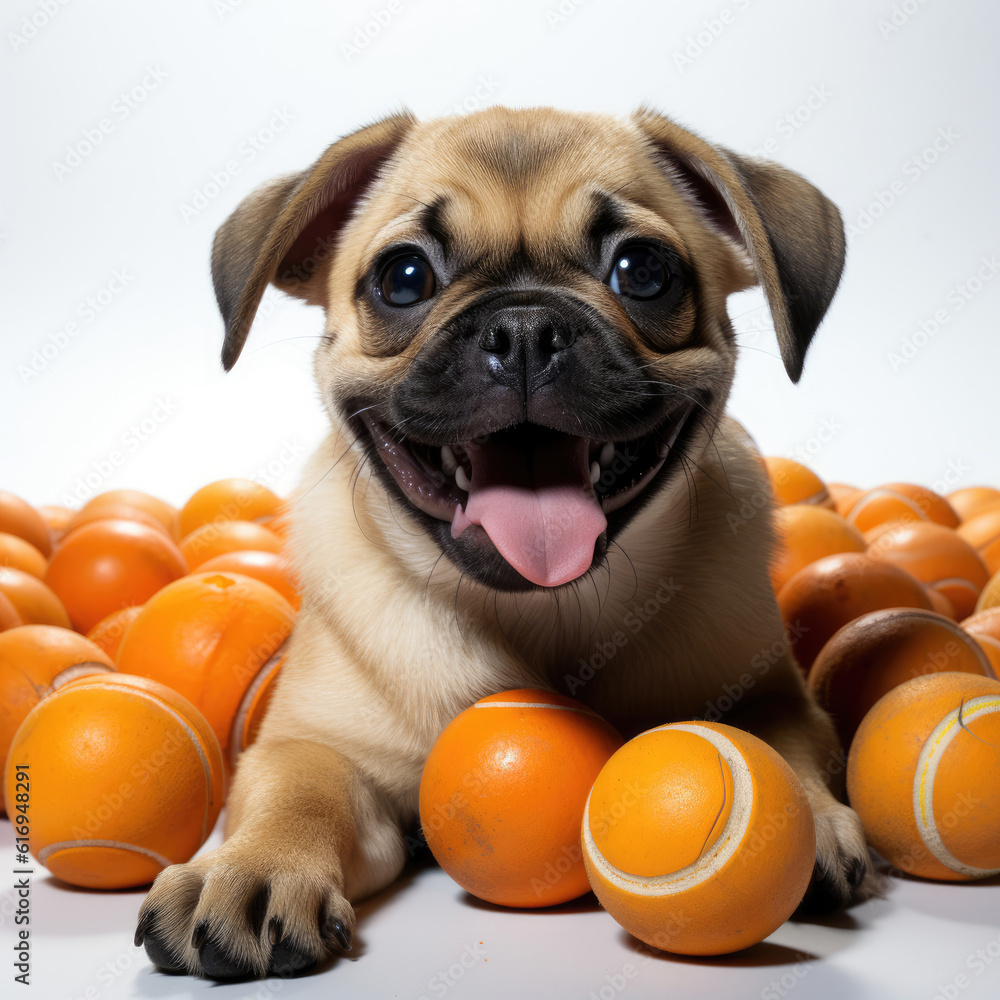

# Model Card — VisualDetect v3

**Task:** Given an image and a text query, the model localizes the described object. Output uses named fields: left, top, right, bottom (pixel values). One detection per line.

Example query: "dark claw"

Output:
left=199, top=936, right=251, bottom=979
left=325, top=917, right=352, bottom=953
left=268, top=916, right=284, bottom=946
left=269, top=938, right=318, bottom=977
left=249, top=884, right=270, bottom=939
left=191, top=920, right=208, bottom=950
left=846, top=855, right=868, bottom=889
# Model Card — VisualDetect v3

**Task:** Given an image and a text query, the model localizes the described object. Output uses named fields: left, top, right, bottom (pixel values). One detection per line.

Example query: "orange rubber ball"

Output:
left=0, top=532, right=47, bottom=578
left=116, top=572, right=294, bottom=762
left=0, top=592, right=21, bottom=633
left=582, top=721, right=815, bottom=955
left=865, top=520, right=989, bottom=620
left=847, top=672, right=1000, bottom=881
left=179, top=478, right=282, bottom=539
left=770, top=505, right=866, bottom=593
left=776, top=552, right=933, bottom=673
left=38, top=505, right=75, bottom=542
left=85, top=605, right=144, bottom=663
left=828, top=482, right=864, bottom=518
left=82, top=490, right=180, bottom=542
left=763, top=457, right=832, bottom=508
left=3, top=673, right=224, bottom=889
left=62, top=503, right=173, bottom=542
left=960, top=608, right=1000, bottom=675
left=807, top=609, right=994, bottom=752
left=946, top=488, right=1000, bottom=524
left=43, top=519, right=187, bottom=633
left=844, top=483, right=959, bottom=534
left=0, top=625, right=115, bottom=785
left=0, top=566, right=71, bottom=629
left=419, top=689, right=623, bottom=908
left=957, top=509, right=1000, bottom=577
left=975, top=570, right=1000, bottom=614
left=0, top=491, right=51, bottom=557
left=196, top=550, right=300, bottom=610
left=179, top=520, right=283, bottom=571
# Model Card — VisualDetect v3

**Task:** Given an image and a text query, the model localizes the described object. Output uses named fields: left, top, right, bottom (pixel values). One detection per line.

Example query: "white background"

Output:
left=2, top=0, right=999, bottom=998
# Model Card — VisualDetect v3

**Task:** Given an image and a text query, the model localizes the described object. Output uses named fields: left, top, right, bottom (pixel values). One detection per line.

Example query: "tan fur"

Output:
left=137, top=107, right=872, bottom=979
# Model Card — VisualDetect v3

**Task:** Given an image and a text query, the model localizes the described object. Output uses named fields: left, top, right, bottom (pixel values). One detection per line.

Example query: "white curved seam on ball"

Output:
left=42, top=682, right=217, bottom=844
left=847, top=489, right=926, bottom=524
left=37, top=839, right=173, bottom=869
left=797, top=488, right=829, bottom=506
left=931, top=578, right=980, bottom=596
left=229, top=639, right=288, bottom=768
left=972, top=634, right=1000, bottom=654
left=583, top=723, right=754, bottom=896
left=49, top=662, right=114, bottom=692
left=913, top=695, right=1000, bottom=878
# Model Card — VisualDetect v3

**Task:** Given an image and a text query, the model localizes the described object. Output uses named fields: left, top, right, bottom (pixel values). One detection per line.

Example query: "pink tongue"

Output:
left=451, top=434, right=607, bottom=587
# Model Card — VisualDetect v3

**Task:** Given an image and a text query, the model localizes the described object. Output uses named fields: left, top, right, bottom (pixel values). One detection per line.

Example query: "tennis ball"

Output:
left=419, top=689, right=623, bottom=908
left=0, top=532, right=47, bottom=578
left=3, top=673, right=224, bottom=889
left=763, top=457, right=832, bottom=508
left=0, top=491, right=51, bottom=557
left=847, top=672, right=1000, bottom=881
left=179, top=520, right=283, bottom=571
left=582, top=722, right=815, bottom=955
left=957, top=509, right=1000, bottom=577
left=0, top=625, right=115, bottom=788
left=116, top=572, right=294, bottom=763
left=85, top=605, right=144, bottom=663
left=946, top=487, right=1000, bottom=524
left=196, top=549, right=301, bottom=610
left=808, top=609, right=994, bottom=751
left=81, top=490, right=181, bottom=542
left=845, top=483, right=959, bottom=533
left=0, top=566, right=71, bottom=629
left=179, top=478, right=282, bottom=538
left=769, top=505, right=866, bottom=593
left=959, top=608, right=1000, bottom=675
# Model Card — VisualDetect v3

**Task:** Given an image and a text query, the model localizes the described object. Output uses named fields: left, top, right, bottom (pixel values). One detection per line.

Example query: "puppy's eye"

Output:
left=378, top=254, right=436, bottom=306
left=607, top=243, right=670, bottom=300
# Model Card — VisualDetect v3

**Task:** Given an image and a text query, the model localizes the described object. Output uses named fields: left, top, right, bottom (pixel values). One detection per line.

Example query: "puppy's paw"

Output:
left=134, top=840, right=355, bottom=979
left=796, top=800, right=883, bottom=916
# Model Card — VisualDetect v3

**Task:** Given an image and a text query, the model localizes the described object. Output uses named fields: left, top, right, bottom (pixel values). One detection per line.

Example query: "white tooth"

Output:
left=440, top=445, right=458, bottom=475
left=599, top=442, right=615, bottom=467
left=455, top=466, right=471, bottom=491
left=590, top=461, right=601, bottom=485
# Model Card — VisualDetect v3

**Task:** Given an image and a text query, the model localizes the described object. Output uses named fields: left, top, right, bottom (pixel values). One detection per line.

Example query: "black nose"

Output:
left=476, top=304, right=577, bottom=394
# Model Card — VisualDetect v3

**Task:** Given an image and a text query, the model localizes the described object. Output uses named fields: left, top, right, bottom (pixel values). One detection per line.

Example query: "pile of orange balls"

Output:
left=2, top=459, right=999, bottom=959
left=1, top=481, right=299, bottom=889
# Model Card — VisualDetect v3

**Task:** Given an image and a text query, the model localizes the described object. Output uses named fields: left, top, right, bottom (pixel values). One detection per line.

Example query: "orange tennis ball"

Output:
left=197, top=549, right=301, bottom=610
left=865, top=520, right=989, bottom=620
left=976, top=569, right=1000, bottom=614
left=828, top=482, right=863, bottom=518
left=844, top=483, right=959, bottom=533
left=62, top=502, right=174, bottom=541
left=0, top=566, right=71, bottom=629
left=763, top=457, right=832, bottom=508
left=116, top=572, right=294, bottom=762
left=957, top=508, right=1000, bottom=576
left=582, top=721, right=815, bottom=955
left=179, top=520, right=283, bottom=571
left=847, top=673, right=1000, bottom=881
left=960, top=608, right=1000, bottom=675
left=0, top=624, right=115, bottom=784
left=230, top=644, right=286, bottom=766
left=808, top=609, right=994, bottom=751
left=0, top=592, right=21, bottom=633
left=946, top=487, right=1000, bottom=524
left=419, top=689, right=623, bottom=908
left=0, top=532, right=47, bottom=578
left=770, top=505, right=866, bottom=593
left=776, top=552, right=933, bottom=673
left=3, top=673, right=224, bottom=889
left=0, top=491, right=51, bottom=557
left=179, top=478, right=282, bottom=539
left=44, top=519, right=187, bottom=633
left=82, top=490, right=180, bottom=542
left=85, top=605, right=144, bottom=663
left=38, top=505, right=75, bottom=541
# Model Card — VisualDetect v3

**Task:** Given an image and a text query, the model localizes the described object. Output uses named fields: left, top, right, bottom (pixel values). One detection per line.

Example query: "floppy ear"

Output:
left=211, top=111, right=416, bottom=370
left=632, top=109, right=845, bottom=382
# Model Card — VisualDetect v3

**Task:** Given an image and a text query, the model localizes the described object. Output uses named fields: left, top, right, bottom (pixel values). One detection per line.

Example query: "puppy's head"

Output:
left=212, top=107, right=844, bottom=592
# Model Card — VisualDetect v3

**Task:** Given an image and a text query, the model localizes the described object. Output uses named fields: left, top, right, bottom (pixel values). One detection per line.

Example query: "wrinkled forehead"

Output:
left=349, top=110, right=677, bottom=259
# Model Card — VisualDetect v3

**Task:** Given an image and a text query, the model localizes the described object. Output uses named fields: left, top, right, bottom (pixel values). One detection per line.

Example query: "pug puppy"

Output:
left=135, top=106, right=874, bottom=978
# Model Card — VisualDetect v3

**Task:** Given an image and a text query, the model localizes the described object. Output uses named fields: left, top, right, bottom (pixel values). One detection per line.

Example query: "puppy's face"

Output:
left=213, top=108, right=845, bottom=592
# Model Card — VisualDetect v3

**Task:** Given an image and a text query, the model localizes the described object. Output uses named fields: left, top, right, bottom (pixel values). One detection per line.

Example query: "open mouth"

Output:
left=357, top=402, right=699, bottom=588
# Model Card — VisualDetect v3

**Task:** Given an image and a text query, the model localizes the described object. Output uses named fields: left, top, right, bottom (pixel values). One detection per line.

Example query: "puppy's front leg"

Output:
left=724, top=672, right=881, bottom=913
left=135, top=738, right=407, bottom=978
